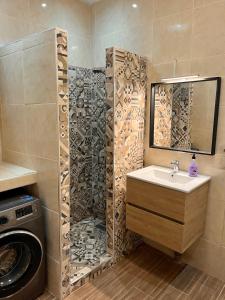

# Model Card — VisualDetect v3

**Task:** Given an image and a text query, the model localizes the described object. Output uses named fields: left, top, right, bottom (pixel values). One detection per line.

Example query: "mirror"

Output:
left=150, top=77, right=221, bottom=155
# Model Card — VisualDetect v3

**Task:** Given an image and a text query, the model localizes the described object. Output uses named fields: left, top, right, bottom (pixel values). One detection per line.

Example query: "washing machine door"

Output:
left=0, top=230, right=43, bottom=298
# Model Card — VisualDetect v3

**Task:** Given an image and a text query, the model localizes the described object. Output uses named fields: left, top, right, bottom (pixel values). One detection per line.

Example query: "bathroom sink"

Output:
left=127, top=165, right=211, bottom=193
left=153, top=169, right=194, bottom=184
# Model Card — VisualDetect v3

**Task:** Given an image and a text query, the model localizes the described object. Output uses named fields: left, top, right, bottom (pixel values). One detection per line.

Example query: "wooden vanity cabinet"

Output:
left=126, top=177, right=209, bottom=253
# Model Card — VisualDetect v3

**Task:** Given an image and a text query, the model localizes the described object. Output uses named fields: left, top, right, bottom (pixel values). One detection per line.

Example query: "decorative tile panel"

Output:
left=154, top=83, right=193, bottom=150
left=56, top=29, right=70, bottom=299
left=171, top=83, right=193, bottom=149
left=69, top=66, right=93, bottom=224
left=105, top=48, right=114, bottom=256
left=69, top=66, right=107, bottom=224
left=154, top=85, right=172, bottom=147
left=106, top=48, right=147, bottom=259
left=68, top=66, right=110, bottom=293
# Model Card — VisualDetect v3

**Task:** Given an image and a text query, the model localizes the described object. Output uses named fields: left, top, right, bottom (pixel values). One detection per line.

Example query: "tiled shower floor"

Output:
left=70, top=217, right=111, bottom=284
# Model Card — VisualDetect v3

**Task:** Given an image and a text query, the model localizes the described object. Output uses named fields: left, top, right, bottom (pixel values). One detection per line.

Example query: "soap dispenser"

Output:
left=188, top=154, right=198, bottom=177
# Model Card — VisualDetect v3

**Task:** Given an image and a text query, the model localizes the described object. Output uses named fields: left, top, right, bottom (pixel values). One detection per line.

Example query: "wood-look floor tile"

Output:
left=70, top=246, right=163, bottom=300
left=65, top=244, right=225, bottom=300
left=150, top=261, right=185, bottom=298
left=107, top=256, right=165, bottom=299
left=112, top=287, right=147, bottom=300
left=152, top=286, right=189, bottom=300
left=170, top=265, right=203, bottom=294
left=188, top=273, right=225, bottom=300
left=216, top=285, right=225, bottom=299
left=134, top=257, right=185, bottom=297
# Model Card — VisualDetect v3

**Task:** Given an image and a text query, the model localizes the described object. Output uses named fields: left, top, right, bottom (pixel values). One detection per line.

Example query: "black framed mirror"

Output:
left=150, top=77, right=221, bottom=155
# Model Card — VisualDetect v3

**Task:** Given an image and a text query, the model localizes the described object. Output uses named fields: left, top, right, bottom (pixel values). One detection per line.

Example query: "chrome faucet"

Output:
left=170, top=160, right=179, bottom=176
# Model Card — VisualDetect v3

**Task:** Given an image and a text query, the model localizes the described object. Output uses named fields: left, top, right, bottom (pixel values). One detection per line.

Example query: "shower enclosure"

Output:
left=62, top=45, right=147, bottom=297
left=69, top=66, right=109, bottom=283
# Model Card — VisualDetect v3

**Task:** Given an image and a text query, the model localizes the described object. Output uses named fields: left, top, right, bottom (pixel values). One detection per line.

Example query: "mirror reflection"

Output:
left=150, top=78, right=221, bottom=155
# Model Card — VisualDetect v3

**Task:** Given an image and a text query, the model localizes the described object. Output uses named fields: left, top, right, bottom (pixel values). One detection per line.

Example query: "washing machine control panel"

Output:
left=15, top=205, right=33, bottom=219
left=0, top=216, right=8, bottom=224
left=0, top=199, right=40, bottom=227
left=16, top=205, right=33, bottom=219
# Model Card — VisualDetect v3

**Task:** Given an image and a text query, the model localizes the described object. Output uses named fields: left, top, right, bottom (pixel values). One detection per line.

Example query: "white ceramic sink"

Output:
left=127, top=165, right=211, bottom=193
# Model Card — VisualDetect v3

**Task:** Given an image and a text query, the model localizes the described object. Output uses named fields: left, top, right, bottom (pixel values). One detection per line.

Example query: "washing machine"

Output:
left=0, top=194, right=45, bottom=300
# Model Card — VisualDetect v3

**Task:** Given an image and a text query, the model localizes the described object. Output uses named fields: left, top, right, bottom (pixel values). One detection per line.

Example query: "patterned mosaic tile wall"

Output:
left=154, top=83, right=193, bottom=150
left=92, top=69, right=108, bottom=220
left=171, top=83, right=193, bottom=149
left=69, top=66, right=107, bottom=224
left=154, top=85, right=172, bottom=147
left=59, top=46, right=147, bottom=298
left=56, top=29, right=70, bottom=299
left=106, top=48, right=147, bottom=259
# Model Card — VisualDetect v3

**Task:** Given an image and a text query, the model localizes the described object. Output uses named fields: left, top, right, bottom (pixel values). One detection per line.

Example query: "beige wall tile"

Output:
left=174, top=60, right=191, bottom=77
left=213, top=154, right=225, bottom=170
left=191, top=55, right=225, bottom=77
left=183, top=238, right=224, bottom=280
left=0, top=51, right=24, bottom=104
left=26, top=104, right=58, bottom=160
left=152, top=11, right=192, bottom=64
left=217, top=247, right=225, bottom=281
left=93, top=32, right=124, bottom=66
left=92, top=0, right=154, bottom=66
left=191, top=1, right=225, bottom=58
left=220, top=217, right=225, bottom=249
left=193, top=1, right=225, bottom=37
left=0, top=12, right=28, bottom=45
left=28, top=0, right=64, bottom=33
left=123, top=0, right=154, bottom=29
left=154, top=0, right=193, bottom=18
left=46, top=256, right=61, bottom=298
left=93, top=0, right=154, bottom=38
left=92, top=0, right=125, bottom=37
left=29, top=156, right=59, bottom=212
left=151, top=63, right=174, bottom=81
left=122, top=25, right=153, bottom=60
left=215, top=108, right=225, bottom=160
left=22, top=28, right=56, bottom=50
left=1, top=104, right=27, bottom=153
left=194, top=0, right=223, bottom=7
left=60, top=0, right=92, bottom=39
left=0, top=0, right=30, bottom=20
left=208, top=169, right=225, bottom=201
left=43, top=207, right=60, bottom=260
left=23, top=42, right=57, bottom=104
left=190, top=56, right=225, bottom=107
left=2, top=149, right=31, bottom=167
left=204, top=197, right=225, bottom=244
left=68, top=33, right=93, bottom=68
left=0, top=0, right=92, bottom=68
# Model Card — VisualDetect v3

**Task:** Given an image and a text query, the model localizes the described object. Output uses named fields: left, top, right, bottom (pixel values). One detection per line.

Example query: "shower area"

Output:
left=68, top=66, right=110, bottom=283
left=60, top=41, right=148, bottom=297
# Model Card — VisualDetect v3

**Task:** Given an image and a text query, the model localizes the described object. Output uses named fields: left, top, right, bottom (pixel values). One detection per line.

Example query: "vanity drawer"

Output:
left=126, top=177, right=185, bottom=222
left=126, top=204, right=184, bottom=253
